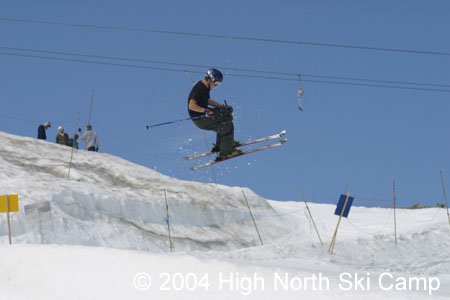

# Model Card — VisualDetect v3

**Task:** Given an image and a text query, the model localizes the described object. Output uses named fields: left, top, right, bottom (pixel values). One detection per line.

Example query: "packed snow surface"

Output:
left=0, top=131, right=449, bottom=299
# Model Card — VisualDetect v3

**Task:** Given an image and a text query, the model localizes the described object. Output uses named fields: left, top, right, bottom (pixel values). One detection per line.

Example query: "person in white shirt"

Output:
left=79, top=124, right=99, bottom=152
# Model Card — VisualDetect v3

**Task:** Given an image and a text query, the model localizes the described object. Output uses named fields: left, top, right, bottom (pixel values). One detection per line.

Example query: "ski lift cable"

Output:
left=1, top=47, right=450, bottom=92
left=1, top=17, right=450, bottom=57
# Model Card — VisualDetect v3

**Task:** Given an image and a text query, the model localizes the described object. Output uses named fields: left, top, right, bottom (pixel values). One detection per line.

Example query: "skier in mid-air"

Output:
left=187, top=68, right=241, bottom=161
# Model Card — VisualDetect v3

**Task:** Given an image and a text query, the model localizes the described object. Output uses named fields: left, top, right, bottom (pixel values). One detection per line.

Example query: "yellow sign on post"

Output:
left=0, top=194, right=19, bottom=213
left=1, top=194, right=19, bottom=245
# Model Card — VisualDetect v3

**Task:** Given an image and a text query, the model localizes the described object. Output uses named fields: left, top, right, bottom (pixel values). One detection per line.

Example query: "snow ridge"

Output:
left=0, top=131, right=292, bottom=251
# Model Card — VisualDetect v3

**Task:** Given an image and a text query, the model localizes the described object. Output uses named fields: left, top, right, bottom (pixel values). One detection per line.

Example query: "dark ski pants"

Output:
left=193, top=108, right=234, bottom=157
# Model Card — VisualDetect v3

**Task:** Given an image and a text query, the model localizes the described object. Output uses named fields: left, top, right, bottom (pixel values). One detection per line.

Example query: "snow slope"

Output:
left=0, top=131, right=449, bottom=299
left=0, top=131, right=289, bottom=251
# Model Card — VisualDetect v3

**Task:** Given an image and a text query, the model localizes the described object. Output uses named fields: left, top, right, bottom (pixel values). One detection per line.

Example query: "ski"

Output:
left=184, top=130, right=286, bottom=161
left=190, top=138, right=287, bottom=170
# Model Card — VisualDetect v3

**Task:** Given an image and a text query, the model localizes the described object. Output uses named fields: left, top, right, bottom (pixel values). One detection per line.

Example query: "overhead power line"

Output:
left=1, top=16, right=450, bottom=57
left=0, top=48, right=450, bottom=93
left=1, top=46, right=450, bottom=93
left=1, top=46, right=449, bottom=89
left=1, top=50, right=449, bottom=93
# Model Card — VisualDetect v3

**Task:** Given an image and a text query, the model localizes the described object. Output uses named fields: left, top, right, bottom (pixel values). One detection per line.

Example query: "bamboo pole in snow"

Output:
left=242, top=190, right=263, bottom=246
left=164, top=189, right=173, bottom=252
left=439, top=171, right=450, bottom=228
left=301, top=190, right=323, bottom=246
left=393, top=178, right=398, bottom=245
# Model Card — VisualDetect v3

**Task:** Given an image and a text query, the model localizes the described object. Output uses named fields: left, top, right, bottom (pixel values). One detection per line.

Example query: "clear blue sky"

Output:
left=1, top=0, right=449, bottom=207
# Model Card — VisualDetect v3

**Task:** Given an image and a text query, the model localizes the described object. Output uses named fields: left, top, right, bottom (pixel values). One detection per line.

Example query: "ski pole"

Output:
left=145, top=115, right=205, bottom=130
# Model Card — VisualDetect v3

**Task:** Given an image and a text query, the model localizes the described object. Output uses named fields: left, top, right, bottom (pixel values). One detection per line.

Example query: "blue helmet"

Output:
left=206, top=68, right=223, bottom=83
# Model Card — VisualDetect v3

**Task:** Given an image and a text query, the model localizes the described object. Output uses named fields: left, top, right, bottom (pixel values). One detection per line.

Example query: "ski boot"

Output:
left=211, top=144, right=220, bottom=153
left=211, top=141, right=241, bottom=153
left=215, top=149, right=243, bottom=162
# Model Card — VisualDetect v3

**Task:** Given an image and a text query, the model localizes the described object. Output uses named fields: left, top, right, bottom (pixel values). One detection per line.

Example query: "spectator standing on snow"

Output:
left=56, top=126, right=70, bottom=145
left=37, top=121, right=51, bottom=140
left=79, top=124, right=99, bottom=152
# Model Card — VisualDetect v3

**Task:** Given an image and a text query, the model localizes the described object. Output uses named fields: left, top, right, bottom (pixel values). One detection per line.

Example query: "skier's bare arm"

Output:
left=208, top=99, right=222, bottom=108
left=188, top=99, right=208, bottom=113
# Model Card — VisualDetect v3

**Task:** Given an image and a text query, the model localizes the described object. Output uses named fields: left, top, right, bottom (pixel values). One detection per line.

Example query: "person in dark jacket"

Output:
left=187, top=68, right=241, bottom=161
left=37, top=121, right=51, bottom=140
left=67, top=133, right=79, bottom=149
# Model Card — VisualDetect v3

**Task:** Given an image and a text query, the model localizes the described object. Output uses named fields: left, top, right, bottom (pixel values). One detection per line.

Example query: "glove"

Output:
left=204, top=108, right=214, bottom=118
left=219, top=103, right=233, bottom=115
left=223, top=100, right=233, bottom=113
left=224, top=104, right=233, bottom=114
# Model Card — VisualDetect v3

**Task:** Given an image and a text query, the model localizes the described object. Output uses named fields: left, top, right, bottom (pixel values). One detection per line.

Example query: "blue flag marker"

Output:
left=334, top=194, right=354, bottom=218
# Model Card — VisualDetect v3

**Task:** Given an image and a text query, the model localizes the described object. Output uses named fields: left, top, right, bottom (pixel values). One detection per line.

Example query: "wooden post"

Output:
left=6, top=195, right=12, bottom=245
left=301, top=190, right=323, bottom=246
left=87, top=89, right=95, bottom=125
left=328, top=193, right=350, bottom=254
left=242, top=190, right=263, bottom=246
left=393, top=179, right=398, bottom=245
left=85, top=90, right=95, bottom=150
left=67, top=111, right=80, bottom=179
left=439, top=171, right=450, bottom=228
left=163, top=189, right=173, bottom=253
